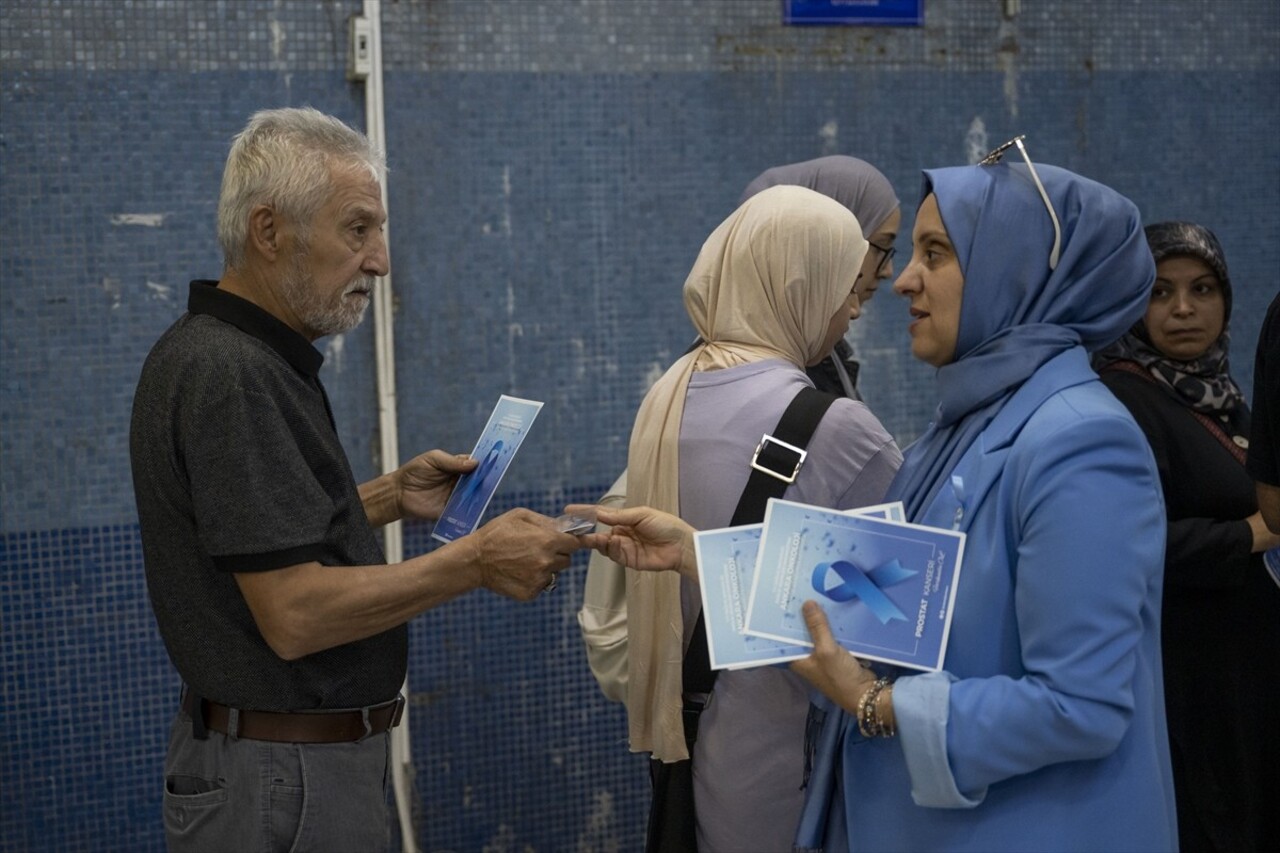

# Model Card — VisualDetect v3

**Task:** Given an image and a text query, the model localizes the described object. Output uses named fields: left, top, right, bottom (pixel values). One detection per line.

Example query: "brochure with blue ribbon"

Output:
left=695, top=524, right=810, bottom=670
left=694, top=501, right=909, bottom=671
left=431, top=395, right=543, bottom=544
left=742, top=498, right=964, bottom=671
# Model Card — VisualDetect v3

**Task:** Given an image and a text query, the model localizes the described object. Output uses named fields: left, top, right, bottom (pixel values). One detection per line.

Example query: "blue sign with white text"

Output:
left=783, top=0, right=924, bottom=26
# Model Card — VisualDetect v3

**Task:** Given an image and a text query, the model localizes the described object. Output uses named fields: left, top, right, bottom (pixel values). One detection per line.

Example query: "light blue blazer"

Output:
left=801, top=347, right=1179, bottom=852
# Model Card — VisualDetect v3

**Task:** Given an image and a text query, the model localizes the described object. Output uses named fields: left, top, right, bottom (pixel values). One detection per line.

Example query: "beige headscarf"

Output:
left=624, top=185, right=868, bottom=760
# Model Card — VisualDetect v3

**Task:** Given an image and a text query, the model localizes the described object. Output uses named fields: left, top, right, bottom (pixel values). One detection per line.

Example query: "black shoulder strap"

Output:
left=729, top=387, right=841, bottom=526
left=681, top=387, right=839, bottom=738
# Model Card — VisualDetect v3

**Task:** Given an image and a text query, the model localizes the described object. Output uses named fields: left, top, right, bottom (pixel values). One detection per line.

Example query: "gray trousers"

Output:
left=162, top=711, right=392, bottom=853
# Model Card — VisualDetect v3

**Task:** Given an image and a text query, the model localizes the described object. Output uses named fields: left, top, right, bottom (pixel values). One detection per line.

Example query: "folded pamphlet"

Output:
left=695, top=524, right=811, bottom=670
left=432, top=395, right=543, bottom=544
left=694, top=500, right=929, bottom=671
left=740, top=498, right=964, bottom=671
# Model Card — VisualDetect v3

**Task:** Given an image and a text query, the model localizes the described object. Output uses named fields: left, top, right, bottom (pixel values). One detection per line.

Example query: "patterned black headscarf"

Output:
left=1094, top=221, right=1245, bottom=415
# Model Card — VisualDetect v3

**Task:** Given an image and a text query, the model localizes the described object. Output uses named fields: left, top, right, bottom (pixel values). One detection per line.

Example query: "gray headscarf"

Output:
left=1094, top=221, right=1245, bottom=416
left=739, top=155, right=899, bottom=237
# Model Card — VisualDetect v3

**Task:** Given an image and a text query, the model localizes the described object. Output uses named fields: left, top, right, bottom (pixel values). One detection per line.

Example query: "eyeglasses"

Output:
left=979, top=135, right=1061, bottom=270
left=868, top=243, right=896, bottom=278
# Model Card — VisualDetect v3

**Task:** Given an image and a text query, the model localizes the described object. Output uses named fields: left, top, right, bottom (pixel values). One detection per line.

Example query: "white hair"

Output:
left=216, top=107, right=385, bottom=270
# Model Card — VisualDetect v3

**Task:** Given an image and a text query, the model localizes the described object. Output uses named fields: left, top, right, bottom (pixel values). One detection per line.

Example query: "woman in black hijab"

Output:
left=1094, top=221, right=1280, bottom=852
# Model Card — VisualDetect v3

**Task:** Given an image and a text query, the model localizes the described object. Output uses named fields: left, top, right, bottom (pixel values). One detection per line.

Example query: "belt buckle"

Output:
left=750, top=434, right=807, bottom=484
left=356, top=705, right=374, bottom=743
left=356, top=694, right=406, bottom=743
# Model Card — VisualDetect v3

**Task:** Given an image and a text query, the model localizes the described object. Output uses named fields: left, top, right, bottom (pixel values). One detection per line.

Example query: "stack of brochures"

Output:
left=693, top=498, right=965, bottom=672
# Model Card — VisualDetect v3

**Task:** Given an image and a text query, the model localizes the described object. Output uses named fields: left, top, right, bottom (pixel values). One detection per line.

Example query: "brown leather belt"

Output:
left=182, top=690, right=405, bottom=744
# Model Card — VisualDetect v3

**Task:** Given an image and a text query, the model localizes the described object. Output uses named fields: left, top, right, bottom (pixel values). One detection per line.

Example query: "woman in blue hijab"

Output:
left=573, top=142, right=1179, bottom=851
left=786, top=145, right=1178, bottom=851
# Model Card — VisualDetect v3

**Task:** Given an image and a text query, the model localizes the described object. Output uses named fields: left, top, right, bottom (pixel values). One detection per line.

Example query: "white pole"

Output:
left=360, top=2, right=418, bottom=850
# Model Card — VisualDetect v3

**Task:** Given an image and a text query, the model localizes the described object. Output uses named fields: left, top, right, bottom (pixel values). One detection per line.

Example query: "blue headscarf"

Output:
left=885, top=161, right=1155, bottom=519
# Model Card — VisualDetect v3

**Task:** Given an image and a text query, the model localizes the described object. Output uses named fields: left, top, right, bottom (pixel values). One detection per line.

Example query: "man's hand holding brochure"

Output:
left=697, top=498, right=964, bottom=672
left=433, top=395, right=543, bottom=544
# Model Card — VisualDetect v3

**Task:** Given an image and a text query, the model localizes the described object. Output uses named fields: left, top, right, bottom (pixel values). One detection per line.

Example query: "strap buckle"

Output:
left=357, top=706, right=373, bottom=742
left=356, top=693, right=406, bottom=742
left=681, top=692, right=712, bottom=745
left=750, top=434, right=807, bottom=484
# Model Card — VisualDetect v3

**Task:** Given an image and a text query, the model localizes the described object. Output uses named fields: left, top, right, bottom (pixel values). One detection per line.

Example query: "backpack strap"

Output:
left=681, top=386, right=839, bottom=741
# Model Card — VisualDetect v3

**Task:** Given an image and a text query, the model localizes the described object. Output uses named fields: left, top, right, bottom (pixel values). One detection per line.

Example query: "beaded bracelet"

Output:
left=857, top=676, right=894, bottom=738
left=855, top=677, right=877, bottom=735
left=873, top=683, right=897, bottom=738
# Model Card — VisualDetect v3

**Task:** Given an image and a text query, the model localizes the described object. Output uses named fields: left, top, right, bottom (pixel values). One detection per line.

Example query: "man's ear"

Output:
left=247, top=204, right=282, bottom=261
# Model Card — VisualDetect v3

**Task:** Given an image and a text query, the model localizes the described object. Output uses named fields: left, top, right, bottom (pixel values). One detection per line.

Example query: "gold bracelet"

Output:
left=875, top=684, right=897, bottom=738
left=855, top=679, right=876, bottom=736
left=857, top=677, right=891, bottom=737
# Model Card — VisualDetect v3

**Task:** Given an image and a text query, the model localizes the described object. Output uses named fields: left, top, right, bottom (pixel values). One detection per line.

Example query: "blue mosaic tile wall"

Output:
left=2, top=1, right=1277, bottom=851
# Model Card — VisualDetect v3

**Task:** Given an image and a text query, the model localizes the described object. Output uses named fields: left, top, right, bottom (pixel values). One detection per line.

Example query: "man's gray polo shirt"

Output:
left=130, top=280, right=406, bottom=710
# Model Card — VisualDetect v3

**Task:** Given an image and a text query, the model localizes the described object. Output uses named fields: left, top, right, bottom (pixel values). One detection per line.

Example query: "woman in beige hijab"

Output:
left=623, top=184, right=902, bottom=851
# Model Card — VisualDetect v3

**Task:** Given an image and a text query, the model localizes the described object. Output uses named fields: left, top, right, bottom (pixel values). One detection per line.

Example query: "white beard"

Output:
left=279, top=249, right=373, bottom=338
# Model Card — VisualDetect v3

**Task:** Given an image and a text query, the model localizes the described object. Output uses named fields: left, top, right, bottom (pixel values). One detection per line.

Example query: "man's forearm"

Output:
left=234, top=539, right=484, bottom=660
left=359, top=472, right=401, bottom=528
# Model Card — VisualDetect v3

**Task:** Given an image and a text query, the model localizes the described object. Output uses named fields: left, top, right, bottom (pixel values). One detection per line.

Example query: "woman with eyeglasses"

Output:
left=601, top=184, right=903, bottom=853
left=579, top=156, right=903, bottom=697
left=1093, top=222, right=1280, bottom=853
left=571, top=146, right=1178, bottom=851
left=739, top=155, right=901, bottom=400
left=576, top=158, right=905, bottom=852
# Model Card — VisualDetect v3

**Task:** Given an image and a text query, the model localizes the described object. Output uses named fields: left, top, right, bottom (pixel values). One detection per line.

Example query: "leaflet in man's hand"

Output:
left=432, top=395, right=543, bottom=544
left=741, top=498, right=964, bottom=671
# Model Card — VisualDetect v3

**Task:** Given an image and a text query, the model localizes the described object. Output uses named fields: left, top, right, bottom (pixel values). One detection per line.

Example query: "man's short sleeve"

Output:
left=185, top=382, right=336, bottom=571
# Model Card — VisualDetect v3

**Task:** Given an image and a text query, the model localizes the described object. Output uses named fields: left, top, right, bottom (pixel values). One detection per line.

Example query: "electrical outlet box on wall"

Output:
left=347, top=15, right=372, bottom=81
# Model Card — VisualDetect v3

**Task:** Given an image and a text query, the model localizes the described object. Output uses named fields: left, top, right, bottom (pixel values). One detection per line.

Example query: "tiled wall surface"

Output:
left=2, top=1, right=1277, bottom=850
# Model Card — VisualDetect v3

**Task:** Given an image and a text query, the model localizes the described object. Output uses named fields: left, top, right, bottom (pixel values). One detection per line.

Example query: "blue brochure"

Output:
left=694, top=502, right=909, bottom=671
left=694, top=524, right=811, bottom=670
left=743, top=498, right=964, bottom=671
left=431, top=395, right=544, bottom=544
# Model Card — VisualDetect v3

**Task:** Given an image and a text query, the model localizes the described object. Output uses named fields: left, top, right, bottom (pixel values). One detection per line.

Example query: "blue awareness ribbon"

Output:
left=810, top=556, right=916, bottom=624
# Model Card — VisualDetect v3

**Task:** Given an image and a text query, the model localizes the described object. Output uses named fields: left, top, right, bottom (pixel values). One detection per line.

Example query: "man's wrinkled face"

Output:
left=280, top=164, right=388, bottom=340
